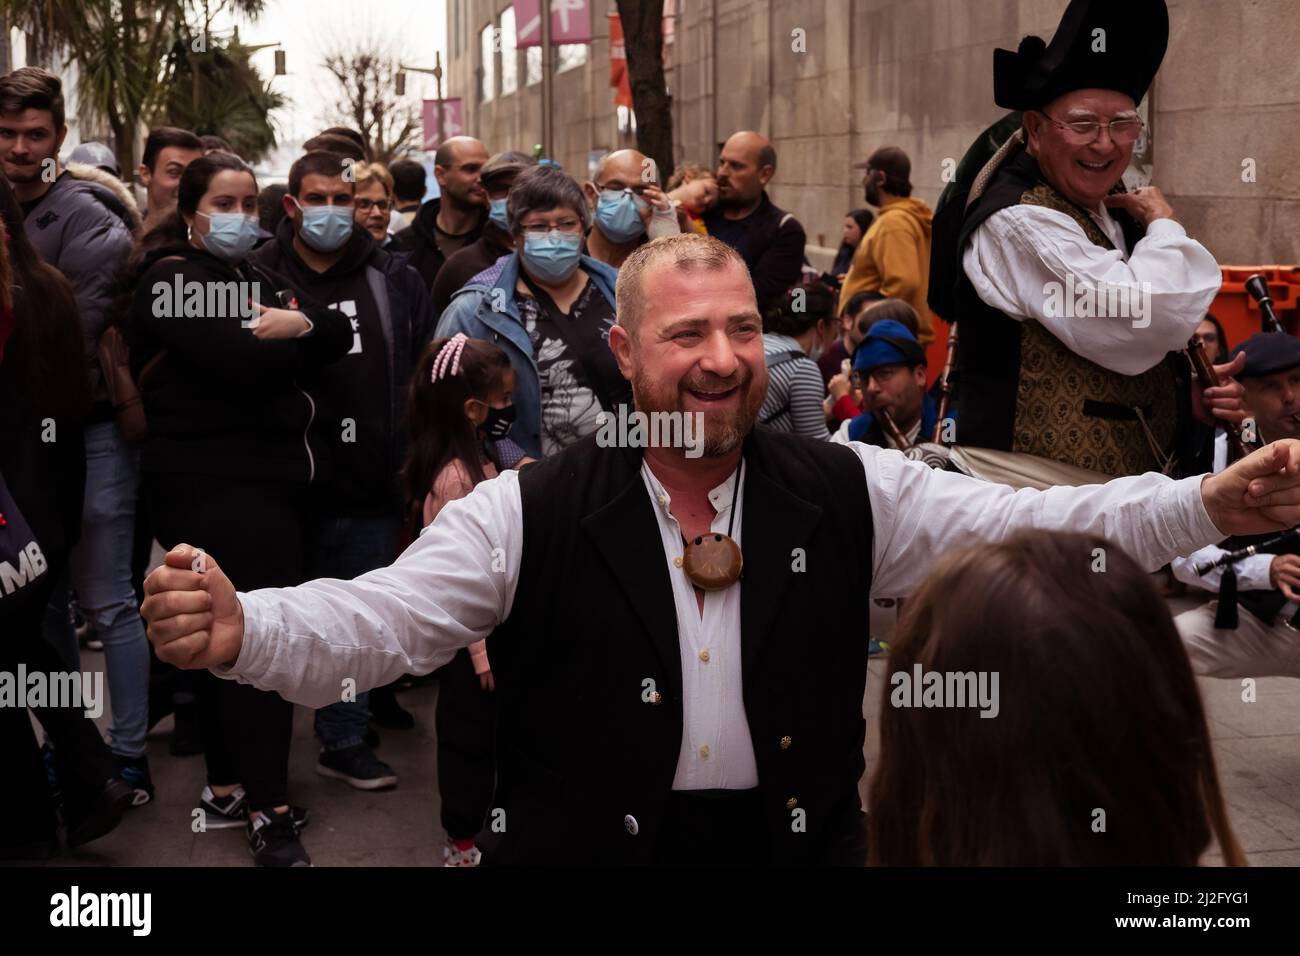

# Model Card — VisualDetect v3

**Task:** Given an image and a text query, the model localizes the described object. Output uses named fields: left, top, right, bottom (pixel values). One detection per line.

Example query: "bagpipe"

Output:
left=1194, top=528, right=1300, bottom=631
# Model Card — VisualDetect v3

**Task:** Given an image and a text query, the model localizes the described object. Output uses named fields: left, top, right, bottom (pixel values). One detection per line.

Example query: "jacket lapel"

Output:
left=580, top=448, right=684, bottom=703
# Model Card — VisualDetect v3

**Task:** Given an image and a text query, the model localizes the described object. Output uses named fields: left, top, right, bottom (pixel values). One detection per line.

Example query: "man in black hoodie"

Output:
left=252, top=151, right=436, bottom=790
left=390, top=136, right=490, bottom=291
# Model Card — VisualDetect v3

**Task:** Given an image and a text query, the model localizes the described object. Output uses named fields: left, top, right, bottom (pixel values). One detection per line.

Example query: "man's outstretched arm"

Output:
left=864, top=440, right=1300, bottom=600
left=142, top=471, right=524, bottom=709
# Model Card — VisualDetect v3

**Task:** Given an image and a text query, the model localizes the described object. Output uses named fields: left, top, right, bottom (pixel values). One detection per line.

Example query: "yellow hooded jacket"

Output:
left=837, top=196, right=934, bottom=344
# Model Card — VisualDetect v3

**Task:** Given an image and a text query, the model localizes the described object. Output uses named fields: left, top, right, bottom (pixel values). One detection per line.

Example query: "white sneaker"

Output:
left=443, top=842, right=482, bottom=867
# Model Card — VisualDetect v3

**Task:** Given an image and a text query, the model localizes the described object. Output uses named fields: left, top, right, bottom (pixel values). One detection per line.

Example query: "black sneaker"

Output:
left=316, top=744, right=398, bottom=790
left=247, top=808, right=311, bottom=867
left=290, top=805, right=310, bottom=833
left=198, top=785, right=249, bottom=829
left=368, top=685, right=415, bottom=729
left=65, top=777, right=134, bottom=848
left=116, top=754, right=155, bottom=806
left=364, top=726, right=380, bottom=749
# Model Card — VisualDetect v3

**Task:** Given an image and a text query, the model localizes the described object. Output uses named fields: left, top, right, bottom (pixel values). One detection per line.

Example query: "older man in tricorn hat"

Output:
left=930, top=0, right=1244, bottom=486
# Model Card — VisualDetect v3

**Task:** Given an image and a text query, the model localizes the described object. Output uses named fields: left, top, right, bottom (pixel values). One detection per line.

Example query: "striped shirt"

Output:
left=757, top=333, right=830, bottom=439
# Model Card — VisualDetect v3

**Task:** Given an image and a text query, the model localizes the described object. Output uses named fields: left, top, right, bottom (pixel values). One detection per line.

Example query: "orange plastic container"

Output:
left=1211, top=266, right=1300, bottom=348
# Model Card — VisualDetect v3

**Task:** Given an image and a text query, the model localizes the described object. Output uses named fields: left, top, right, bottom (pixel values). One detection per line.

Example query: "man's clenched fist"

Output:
left=141, top=544, right=245, bottom=669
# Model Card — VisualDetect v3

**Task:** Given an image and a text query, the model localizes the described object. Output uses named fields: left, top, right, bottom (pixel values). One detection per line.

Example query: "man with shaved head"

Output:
left=704, top=131, right=806, bottom=315
left=392, top=135, right=490, bottom=290
left=583, top=148, right=677, bottom=268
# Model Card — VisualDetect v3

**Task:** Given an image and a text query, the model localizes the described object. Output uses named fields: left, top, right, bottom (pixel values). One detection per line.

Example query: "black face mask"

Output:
left=478, top=403, right=516, bottom=440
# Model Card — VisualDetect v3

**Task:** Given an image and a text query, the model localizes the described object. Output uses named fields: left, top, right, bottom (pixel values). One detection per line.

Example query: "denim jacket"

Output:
left=435, top=251, right=620, bottom=459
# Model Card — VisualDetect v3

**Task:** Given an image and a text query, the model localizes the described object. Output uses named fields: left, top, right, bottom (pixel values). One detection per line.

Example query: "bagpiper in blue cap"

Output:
left=852, top=319, right=926, bottom=373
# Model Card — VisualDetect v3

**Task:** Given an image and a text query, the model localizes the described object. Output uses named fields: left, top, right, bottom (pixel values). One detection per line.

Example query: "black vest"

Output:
left=484, top=427, right=874, bottom=865
left=952, top=150, right=1192, bottom=476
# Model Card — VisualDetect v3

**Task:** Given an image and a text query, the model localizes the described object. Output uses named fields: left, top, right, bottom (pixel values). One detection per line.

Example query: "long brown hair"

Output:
left=868, top=529, right=1245, bottom=866
left=400, top=336, right=513, bottom=537
left=0, top=173, right=87, bottom=420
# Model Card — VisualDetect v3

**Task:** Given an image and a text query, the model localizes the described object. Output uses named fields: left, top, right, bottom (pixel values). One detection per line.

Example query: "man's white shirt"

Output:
left=225, top=442, right=1223, bottom=788
left=961, top=204, right=1221, bottom=375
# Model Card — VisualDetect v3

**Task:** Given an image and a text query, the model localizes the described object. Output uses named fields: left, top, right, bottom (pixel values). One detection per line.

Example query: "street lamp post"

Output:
left=400, top=53, right=445, bottom=152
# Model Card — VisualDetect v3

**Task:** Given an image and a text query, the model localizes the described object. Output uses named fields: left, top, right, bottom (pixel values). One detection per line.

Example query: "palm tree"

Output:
left=159, top=33, right=284, bottom=163
left=0, top=1, right=269, bottom=176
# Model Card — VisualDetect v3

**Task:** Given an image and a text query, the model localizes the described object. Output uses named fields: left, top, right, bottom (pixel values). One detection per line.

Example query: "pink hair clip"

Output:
left=432, top=333, right=469, bottom=382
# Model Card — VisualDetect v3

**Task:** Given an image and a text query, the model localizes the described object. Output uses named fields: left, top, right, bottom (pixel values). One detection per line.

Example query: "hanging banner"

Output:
left=515, top=0, right=592, bottom=48
left=422, top=98, right=464, bottom=151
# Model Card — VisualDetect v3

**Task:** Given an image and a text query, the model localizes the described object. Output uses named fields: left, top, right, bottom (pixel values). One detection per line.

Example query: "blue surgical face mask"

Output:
left=292, top=198, right=354, bottom=253
left=196, top=211, right=260, bottom=261
left=595, top=189, right=647, bottom=243
left=489, top=197, right=509, bottom=231
left=521, top=231, right=583, bottom=285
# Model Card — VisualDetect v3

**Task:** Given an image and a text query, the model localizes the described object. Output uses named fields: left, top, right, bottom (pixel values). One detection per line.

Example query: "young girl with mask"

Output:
left=126, top=152, right=353, bottom=867
left=402, top=334, right=530, bottom=866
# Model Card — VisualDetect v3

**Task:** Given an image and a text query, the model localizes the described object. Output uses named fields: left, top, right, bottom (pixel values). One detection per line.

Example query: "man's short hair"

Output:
left=303, top=133, right=366, bottom=163
left=859, top=297, right=919, bottom=337
left=842, top=290, right=884, bottom=321
left=200, top=134, right=233, bottom=154
left=288, top=151, right=352, bottom=197
left=0, top=67, right=64, bottom=130
left=389, top=159, right=427, bottom=202
left=615, top=233, right=748, bottom=338
left=505, top=164, right=591, bottom=234
left=757, top=144, right=777, bottom=172
left=319, top=126, right=366, bottom=152
left=142, top=127, right=203, bottom=172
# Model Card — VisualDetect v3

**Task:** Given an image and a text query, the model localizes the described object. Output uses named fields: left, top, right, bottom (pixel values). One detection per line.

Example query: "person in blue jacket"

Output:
left=436, top=165, right=630, bottom=459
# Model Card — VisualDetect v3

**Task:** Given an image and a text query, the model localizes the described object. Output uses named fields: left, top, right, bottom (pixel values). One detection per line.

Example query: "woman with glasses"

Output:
left=435, top=164, right=630, bottom=459
left=350, top=162, right=397, bottom=247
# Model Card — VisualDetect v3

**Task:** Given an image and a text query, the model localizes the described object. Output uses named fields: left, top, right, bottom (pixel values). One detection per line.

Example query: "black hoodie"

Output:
left=252, top=219, right=437, bottom=515
left=390, top=197, right=487, bottom=291
left=128, top=244, right=352, bottom=484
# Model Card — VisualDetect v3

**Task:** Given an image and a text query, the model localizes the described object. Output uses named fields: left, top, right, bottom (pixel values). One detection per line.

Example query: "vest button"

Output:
left=624, top=814, right=639, bottom=835
left=779, top=735, right=792, bottom=750
left=698, top=649, right=710, bottom=663
left=648, top=691, right=663, bottom=705
left=785, top=797, right=798, bottom=811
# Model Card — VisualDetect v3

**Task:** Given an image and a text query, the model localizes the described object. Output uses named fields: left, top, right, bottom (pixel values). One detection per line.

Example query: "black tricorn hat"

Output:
left=993, top=0, right=1169, bottom=110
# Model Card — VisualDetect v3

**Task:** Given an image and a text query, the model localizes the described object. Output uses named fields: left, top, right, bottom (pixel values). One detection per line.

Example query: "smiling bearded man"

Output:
left=140, top=232, right=1300, bottom=867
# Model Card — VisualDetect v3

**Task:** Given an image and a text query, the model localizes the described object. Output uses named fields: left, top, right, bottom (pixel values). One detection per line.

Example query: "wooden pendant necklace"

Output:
left=680, top=459, right=744, bottom=592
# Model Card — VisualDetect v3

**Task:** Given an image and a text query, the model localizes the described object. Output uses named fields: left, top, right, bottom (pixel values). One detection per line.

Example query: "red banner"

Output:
left=422, top=98, right=464, bottom=151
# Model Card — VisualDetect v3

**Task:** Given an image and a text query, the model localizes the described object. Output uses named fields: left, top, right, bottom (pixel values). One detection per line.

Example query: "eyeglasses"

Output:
left=1038, top=111, right=1144, bottom=145
left=851, top=365, right=906, bottom=388
left=520, top=218, right=583, bottom=235
left=354, top=198, right=392, bottom=213
left=440, top=162, right=485, bottom=174
left=594, top=181, right=653, bottom=197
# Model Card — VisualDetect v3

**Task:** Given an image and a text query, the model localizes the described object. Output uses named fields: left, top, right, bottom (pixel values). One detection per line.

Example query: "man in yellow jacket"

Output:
left=838, top=146, right=934, bottom=345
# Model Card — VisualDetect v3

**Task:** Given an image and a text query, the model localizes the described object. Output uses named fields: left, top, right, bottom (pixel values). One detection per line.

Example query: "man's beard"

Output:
left=4, top=162, right=42, bottom=184
left=633, top=365, right=766, bottom=457
left=864, top=182, right=880, bottom=207
left=714, top=185, right=747, bottom=211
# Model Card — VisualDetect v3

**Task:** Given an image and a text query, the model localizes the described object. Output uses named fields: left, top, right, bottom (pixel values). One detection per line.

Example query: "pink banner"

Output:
left=515, top=0, right=592, bottom=48
left=422, top=98, right=464, bottom=151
